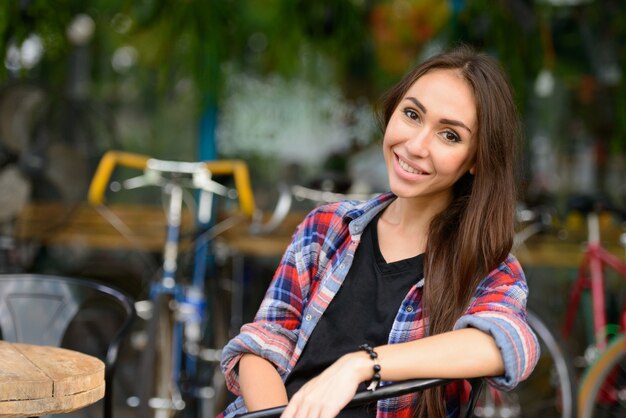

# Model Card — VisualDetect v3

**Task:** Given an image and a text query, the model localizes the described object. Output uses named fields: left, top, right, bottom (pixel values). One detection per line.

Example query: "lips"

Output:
left=396, top=154, right=428, bottom=175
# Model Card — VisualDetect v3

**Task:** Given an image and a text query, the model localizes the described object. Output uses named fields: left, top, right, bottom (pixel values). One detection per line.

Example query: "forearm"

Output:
left=350, top=328, right=504, bottom=383
left=280, top=328, right=502, bottom=418
left=239, top=354, right=288, bottom=411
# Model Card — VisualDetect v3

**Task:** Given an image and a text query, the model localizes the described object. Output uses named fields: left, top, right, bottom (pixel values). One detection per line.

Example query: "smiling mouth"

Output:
left=397, top=155, right=426, bottom=175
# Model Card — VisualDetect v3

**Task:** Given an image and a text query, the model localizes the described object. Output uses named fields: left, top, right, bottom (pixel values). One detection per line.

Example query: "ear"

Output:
left=469, top=165, right=476, bottom=175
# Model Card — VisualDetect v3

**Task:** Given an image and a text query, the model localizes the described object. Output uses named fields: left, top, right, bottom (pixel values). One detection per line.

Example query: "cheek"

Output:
left=439, top=153, right=473, bottom=176
left=383, top=122, right=401, bottom=148
left=382, top=130, right=393, bottom=153
left=382, top=138, right=393, bottom=165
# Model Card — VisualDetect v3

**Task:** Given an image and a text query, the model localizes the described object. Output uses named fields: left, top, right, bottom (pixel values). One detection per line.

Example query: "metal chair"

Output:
left=237, top=377, right=484, bottom=418
left=0, top=274, right=136, bottom=418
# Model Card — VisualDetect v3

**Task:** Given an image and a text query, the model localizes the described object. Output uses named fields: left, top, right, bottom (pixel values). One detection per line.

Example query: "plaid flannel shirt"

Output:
left=220, top=192, right=539, bottom=418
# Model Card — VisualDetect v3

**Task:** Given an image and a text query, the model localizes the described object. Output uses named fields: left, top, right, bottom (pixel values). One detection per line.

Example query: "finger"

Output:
left=291, top=395, right=322, bottom=418
left=301, top=403, right=316, bottom=418
left=319, top=404, right=338, bottom=418
left=280, top=402, right=296, bottom=418
left=279, top=398, right=294, bottom=418
left=323, top=397, right=347, bottom=418
left=281, top=393, right=304, bottom=418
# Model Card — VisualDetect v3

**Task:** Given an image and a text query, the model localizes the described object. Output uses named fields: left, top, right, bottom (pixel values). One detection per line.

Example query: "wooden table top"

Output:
left=0, top=341, right=105, bottom=417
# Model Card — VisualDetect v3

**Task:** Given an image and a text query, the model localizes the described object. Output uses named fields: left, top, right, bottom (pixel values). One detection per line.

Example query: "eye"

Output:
left=402, top=108, right=420, bottom=121
left=440, top=130, right=461, bottom=143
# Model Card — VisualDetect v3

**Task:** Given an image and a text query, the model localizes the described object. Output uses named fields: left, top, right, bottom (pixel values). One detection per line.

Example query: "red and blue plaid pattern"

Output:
left=220, top=192, right=539, bottom=418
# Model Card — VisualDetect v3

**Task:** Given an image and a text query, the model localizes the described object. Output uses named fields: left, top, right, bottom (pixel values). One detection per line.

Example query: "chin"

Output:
left=388, top=183, right=423, bottom=199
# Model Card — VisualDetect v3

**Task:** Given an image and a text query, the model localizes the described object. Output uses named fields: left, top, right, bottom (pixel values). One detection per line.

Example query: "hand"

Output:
left=280, top=352, right=370, bottom=418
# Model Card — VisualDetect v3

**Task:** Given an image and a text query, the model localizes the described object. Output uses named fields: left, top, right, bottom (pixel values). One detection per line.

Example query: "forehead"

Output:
left=404, top=69, right=477, bottom=129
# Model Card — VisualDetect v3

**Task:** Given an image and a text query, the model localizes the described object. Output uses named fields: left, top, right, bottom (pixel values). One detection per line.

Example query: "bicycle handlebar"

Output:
left=290, top=185, right=377, bottom=204
left=235, top=377, right=483, bottom=418
left=565, top=194, right=625, bottom=220
left=88, top=150, right=256, bottom=218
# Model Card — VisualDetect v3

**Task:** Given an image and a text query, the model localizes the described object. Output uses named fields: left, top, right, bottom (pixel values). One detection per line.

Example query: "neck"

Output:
left=382, top=195, right=450, bottom=232
left=376, top=196, right=451, bottom=261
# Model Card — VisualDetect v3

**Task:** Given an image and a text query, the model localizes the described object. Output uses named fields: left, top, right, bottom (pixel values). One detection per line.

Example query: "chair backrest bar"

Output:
left=236, top=377, right=484, bottom=418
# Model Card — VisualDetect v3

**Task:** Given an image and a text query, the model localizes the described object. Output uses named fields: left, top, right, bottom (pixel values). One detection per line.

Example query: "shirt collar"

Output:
left=345, top=192, right=425, bottom=288
left=345, top=192, right=396, bottom=237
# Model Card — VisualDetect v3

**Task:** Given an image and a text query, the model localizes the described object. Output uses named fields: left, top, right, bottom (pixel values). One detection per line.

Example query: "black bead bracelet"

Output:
left=358, top=343, right=381, bottom=391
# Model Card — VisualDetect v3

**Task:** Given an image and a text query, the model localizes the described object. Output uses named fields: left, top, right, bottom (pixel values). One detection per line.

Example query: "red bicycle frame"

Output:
left=562, top=213, right=626, bottom=351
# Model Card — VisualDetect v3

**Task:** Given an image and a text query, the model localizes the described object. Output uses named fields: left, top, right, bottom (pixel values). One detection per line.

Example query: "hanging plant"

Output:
left=370, top=0, right=450, bottom=76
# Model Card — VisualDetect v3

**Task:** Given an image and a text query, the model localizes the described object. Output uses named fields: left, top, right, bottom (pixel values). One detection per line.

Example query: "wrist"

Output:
left=358, top=344, right=382, bottom=391
left=345, top=350, right=376, bottom=383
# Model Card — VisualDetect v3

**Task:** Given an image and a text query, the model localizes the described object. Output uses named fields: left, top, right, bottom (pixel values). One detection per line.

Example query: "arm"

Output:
left=281, top=255, right=538, bottom=418
left=240, top=354, right=289, bottom=411
left=281, top=328, right=502, bottom=418
left=221, top=238, right=306, bottom=395
left=221, top=207, right=333, bottom=395
left=453, top=255, right=539, bottom=389
left=375, top=327, right=503, bottom=380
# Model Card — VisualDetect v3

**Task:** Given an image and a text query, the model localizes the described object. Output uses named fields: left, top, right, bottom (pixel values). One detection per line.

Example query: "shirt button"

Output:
left=339, top=264, right=345, bottom=269
left=305, top=314, right=312, bottom=321
left=405, top=306, right=414, bottom=313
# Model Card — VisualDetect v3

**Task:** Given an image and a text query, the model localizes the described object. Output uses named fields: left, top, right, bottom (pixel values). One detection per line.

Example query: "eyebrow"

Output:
left=403, top=96, right=472, bottom=134
left=405, top=97, right=426, bottom=113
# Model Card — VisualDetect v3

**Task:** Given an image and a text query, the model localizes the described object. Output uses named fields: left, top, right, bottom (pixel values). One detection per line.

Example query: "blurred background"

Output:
left=0, top=0, right=625, bottom=417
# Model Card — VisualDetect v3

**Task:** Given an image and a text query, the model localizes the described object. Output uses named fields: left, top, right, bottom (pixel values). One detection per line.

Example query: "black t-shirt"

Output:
left=284, top=213, right=424, bottom=416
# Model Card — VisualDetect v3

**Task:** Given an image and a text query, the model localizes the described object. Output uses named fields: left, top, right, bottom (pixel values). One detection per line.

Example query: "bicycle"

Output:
left=88, top=150, right=257, bottom=418
left=472, top=203, right=578, bottom=418
left=578, top=330, right=626, bottom=418
left=556, top=197, right=626, bottom=417
left=473, top=310, right=577, bottom=418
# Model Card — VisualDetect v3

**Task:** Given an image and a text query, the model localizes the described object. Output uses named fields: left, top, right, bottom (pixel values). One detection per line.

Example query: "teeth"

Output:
left=398, top=157, right=422, bottom=174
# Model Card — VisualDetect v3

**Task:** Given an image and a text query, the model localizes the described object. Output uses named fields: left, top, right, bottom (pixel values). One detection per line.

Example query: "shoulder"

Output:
left=477, top=254, right=528, bottom=292
left=495, top=254, right=525, bottom=280
left=299, top=192, right=394, bottom=235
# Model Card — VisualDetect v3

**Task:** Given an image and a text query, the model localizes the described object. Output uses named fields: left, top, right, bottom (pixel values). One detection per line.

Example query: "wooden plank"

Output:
left=12, top=344, right=104, bottom=397
left=15, top=202, right=193, bottom=251
left=14, top=202, right=626, bottom=267
left=219, top=212, right=303, bottom=257
left=515, top=233, right=624, bottom=268
left=0, top=384, right=104, bottom=417
left=0, top=342, right=105, bottom=417
left=0, top=342, right=51, bottom=402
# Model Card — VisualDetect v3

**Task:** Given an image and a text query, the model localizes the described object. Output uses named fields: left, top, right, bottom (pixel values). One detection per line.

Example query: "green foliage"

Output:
left=0, top=1, right=73, bottom=80
left=111, top=0, right=375, bottom=101
left=2, top=0, right=625, bottom=157
left=454, top=0, right=543, bottom=109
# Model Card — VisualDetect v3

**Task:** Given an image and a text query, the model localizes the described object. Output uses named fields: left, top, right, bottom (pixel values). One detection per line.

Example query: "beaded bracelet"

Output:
left=358, top=343, right=381, bottom=391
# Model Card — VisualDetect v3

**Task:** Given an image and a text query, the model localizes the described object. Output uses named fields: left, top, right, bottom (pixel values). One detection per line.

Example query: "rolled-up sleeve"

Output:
left=220, top=209, right=324, bottom=395
left=453, top=255, right=540, bottom=390
left=221, top=320, right=298, bottom=395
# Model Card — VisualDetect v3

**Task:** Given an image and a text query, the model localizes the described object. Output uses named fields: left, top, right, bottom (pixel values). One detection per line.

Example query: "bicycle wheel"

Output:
left=138, top=293, right=177, bottom=418
left=579, top=333, right=625, bottom=418
left=474, top=310, right=577, bottom=418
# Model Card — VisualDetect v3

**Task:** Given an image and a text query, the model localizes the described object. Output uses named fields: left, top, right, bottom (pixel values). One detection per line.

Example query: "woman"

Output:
left=220, top=45, right=539, bottom=418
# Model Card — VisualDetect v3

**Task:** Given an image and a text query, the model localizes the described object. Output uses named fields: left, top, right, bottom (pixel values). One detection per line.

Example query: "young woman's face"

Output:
left=383, top=69, right=477, bottom=206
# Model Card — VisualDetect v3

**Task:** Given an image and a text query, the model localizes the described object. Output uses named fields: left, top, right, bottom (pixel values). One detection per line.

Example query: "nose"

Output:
left=405, top=127, right=431, bottom=158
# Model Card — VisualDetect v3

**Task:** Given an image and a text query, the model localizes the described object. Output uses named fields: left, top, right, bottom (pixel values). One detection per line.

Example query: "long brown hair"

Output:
left=379, top=45, right=521, bottom=417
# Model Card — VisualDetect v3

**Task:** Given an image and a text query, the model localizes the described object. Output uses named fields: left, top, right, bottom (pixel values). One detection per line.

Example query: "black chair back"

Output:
left=0, top=274, right=135, bottom=418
